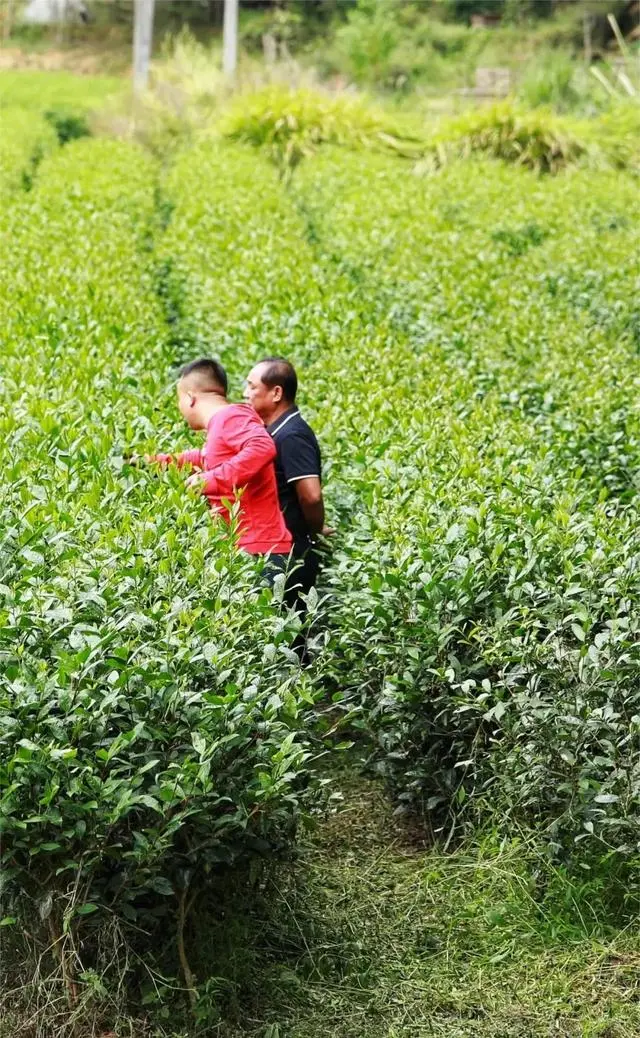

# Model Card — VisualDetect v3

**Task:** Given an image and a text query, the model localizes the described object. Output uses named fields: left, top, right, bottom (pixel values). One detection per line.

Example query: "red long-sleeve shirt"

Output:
left=157, top=404, right=292, bottom=555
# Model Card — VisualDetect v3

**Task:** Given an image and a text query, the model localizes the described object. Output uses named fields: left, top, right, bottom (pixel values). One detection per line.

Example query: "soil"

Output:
left=0, top=44, right=128, bottom=75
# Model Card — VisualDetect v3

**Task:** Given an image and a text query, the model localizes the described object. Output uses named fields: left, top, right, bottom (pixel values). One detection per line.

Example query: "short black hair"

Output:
left=179, top=357, right=228, bottom=396
left=259, top=357, right=297, bottom=403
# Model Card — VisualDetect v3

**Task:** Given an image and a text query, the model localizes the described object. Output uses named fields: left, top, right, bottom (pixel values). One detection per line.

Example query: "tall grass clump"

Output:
left=220, top=84, right=425, bottom=173
left=423, top=101, right=587, bottom=173
left=414, top=99, right=640, bottom=175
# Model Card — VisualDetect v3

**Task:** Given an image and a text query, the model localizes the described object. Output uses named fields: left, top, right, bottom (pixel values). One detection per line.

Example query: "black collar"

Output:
left=267, top=407, right=300, bottom=437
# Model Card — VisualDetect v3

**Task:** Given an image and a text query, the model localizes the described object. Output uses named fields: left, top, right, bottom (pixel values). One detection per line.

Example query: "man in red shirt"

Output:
left=152, top=358, right=292, bottom=561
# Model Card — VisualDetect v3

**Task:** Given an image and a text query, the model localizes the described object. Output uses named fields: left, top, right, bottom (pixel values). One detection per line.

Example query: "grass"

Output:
left=4, top=776, right=640, bottom=1036
left=0, top=68, right=123, bottom=110
left=131, top=776, right=640, bottom=1038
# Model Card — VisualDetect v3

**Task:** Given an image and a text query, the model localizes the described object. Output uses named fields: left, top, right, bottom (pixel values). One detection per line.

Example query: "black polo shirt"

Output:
left=267, top=407, right=322, bottom=546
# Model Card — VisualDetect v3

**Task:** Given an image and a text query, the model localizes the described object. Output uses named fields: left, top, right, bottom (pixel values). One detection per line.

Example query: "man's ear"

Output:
left=273, top=385, right=283, bottom=403
left=189, top=393, right=197, bottom=408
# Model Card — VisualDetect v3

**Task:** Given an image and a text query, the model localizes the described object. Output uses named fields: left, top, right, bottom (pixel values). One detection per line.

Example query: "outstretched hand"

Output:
left=123, top=453, right=151, bottom=467
left=186, top=472, right=206, bottom=491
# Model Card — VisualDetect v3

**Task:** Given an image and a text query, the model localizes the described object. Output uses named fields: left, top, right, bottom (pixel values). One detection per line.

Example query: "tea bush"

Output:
left=158, top=138, right=318, bottom=347
left=0, top=70, right=120, bottom=112
left=0, top=106, right=57, bottom=194
left=0, top=137, right=320, bottom=1022
left=290, top=149, right=640, bottom=856
left=157, top=134, right=640, bottom=861
left=3, top=78, right=640, bottom=1032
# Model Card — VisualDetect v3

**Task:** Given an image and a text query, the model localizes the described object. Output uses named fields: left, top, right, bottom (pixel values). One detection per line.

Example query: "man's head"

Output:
left=244, top=357, right=297, bottom=423
left=177, top=358, right=228, bottom=429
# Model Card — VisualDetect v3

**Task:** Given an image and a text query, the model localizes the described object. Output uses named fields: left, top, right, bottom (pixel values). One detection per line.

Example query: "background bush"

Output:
left=220, top=83, right=424, bottom=171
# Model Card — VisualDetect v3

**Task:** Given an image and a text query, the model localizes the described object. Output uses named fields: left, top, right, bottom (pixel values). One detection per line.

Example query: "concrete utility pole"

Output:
left=223, top=0, right=239, bottom=77
left=133, top=0, right=155, bottom=95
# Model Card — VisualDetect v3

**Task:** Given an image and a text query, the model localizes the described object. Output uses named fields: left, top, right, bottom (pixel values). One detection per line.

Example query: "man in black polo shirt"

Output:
left=244, top=357, right=325, bottom=609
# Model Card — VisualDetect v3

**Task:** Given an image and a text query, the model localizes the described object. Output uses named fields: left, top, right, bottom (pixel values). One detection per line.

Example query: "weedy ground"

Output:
left=151, top=776, right=640, bottom=1038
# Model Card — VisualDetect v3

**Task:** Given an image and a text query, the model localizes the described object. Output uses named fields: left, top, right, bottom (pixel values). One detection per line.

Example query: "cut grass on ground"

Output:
left=162, top=777, right=640, bottom=1038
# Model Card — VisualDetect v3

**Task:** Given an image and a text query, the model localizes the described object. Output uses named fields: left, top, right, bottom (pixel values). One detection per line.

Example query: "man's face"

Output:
left=244, top=363, right=281, bottom=420
left=177, top=379, right=198, bottom=428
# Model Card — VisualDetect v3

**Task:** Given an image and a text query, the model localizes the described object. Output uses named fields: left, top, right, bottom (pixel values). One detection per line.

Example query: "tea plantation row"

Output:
left=0, top=131, right=320, bottom=1004
left=293, top=149, right=640, bottom=858
left=2, top=109, right=640, bottom=1025
left=157, top=139, right=640, bottom=859
left=0, top=107, right=57, bottom=193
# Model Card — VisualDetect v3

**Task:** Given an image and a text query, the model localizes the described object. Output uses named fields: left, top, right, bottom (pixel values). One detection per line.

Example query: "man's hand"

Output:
left=321, top=524, right=336, bottom=537
left=123, top=452, right=152, bottom=467
left=186, top=472, right=206, bottom=491
left=294, top=476, right=325, bottom=535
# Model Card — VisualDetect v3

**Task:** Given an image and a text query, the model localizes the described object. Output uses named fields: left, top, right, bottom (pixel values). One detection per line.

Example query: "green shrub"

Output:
left=331, top=0, right=401, bottom=87
left=326, top=1, right=476, bottom=91
left=518, top=50, right=583, bottom=112
left=425, top=102, right=587, bottom=173
left=44, top=106, right=91, bottom=144
left=0, top=107, right=58, bottom=195
left=220, top=84, right=424, bottom=172
left=0, top=137, right=320, bottom=1024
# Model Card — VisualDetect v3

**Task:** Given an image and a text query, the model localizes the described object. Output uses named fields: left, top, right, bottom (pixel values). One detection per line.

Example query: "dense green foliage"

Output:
left=220, top=84, right=424, bottom=171
left=426, top=101, right=587, bottom=173
left=155, top=133, right=640, bottom=863
left=259, top=0, right=633, bottom=101
left=2, top=66, right=640, bottom=1034
left=6, top=0, right=634, bottom=107
left=0, top=119, right=319, bottom=1028
left=292, top=151, right=640, bottom=858
left=0, top=70, right=120, bottom=111
left=0, top=107, right=57, bottom=193
left=220, top=87, right=639, bottom=177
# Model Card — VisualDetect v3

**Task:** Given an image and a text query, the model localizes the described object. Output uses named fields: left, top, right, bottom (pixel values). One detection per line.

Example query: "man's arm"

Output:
left=278, top=427, right=327, bottom=535
left=197, top=411, right=276, bottom=496
left=150, top=449, right=203, bottom=468
left=293, top=476, right=325, bottom=534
